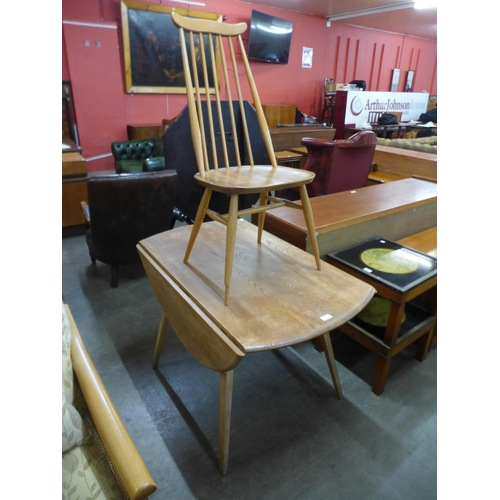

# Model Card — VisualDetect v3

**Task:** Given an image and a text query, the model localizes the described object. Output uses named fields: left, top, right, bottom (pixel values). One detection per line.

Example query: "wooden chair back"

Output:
left=324, top=78, right=336, bottom=96
left=171, top=12, right=277, bottom=180
left=368, top=111, right=383, bottom=124
left=369, top=111, right=403, bottom=124
left=392, top=112, right=403, bottom=122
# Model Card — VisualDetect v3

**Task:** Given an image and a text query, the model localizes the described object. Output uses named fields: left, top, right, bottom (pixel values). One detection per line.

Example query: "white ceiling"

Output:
left=237, top=0, right=437, bottom=40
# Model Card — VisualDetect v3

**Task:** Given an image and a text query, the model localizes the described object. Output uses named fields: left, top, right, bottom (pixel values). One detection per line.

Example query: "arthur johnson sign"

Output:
left=344, top=91, right=429, bottom=125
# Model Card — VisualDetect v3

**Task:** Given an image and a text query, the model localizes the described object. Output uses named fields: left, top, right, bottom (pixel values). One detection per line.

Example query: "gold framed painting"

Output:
left=120, top=0, right=221, bottom=94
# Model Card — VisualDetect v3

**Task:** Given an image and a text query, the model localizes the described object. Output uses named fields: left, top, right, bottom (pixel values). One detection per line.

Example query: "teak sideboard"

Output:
left=254, top=178, right=437, bottom=257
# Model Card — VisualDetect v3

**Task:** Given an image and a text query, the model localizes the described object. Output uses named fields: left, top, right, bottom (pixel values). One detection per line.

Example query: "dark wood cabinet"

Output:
left=62, top=150, right=87, bottom=227
left=127, top=124, right=164, bottom=140
left=261, top=104, right=296, bottom=128
left=62, top=81, right=87, bottom=227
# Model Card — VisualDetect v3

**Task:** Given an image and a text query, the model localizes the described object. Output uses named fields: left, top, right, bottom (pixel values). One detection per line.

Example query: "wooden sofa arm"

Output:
left=66, top=306, right=157, bottom=500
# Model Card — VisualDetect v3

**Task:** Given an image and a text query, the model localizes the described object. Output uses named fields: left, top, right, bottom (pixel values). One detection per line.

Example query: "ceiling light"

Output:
left=414, top=0, right=437, bottom=9
left=168, top=0, right=206, bottom=6
left=327, top=2, right=415, bottom=22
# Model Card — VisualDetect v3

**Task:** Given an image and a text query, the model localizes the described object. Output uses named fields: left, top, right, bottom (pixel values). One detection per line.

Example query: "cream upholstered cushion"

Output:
left=62, top=388, right=86, bottom=452
left=62, top=305, right=85, bottom=452
left=376, top=136, right=437, bottom=154
left=62, top=304, right=74, bottom=401
left=62, top=433, right=124, bottom=500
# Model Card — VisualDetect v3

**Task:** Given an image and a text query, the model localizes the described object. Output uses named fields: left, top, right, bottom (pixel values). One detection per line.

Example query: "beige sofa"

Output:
left=62, top=304, right=157, bottom=499
left=376, top=136, right=437, bottom=154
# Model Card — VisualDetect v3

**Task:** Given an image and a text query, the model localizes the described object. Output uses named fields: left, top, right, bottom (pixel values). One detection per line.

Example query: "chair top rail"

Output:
left=174, top=12, right=278, bottom=176
left=172, top=11, right=246, bottom=36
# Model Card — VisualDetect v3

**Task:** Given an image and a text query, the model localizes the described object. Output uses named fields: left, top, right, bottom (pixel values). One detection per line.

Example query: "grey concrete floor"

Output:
left=62, top=225, right=437, bottom=500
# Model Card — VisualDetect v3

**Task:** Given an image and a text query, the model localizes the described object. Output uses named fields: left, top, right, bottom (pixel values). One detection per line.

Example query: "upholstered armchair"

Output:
left=81, top=170, right=177, bottom=287
left=111, top=139, right=165, bottom=174
left=300, top=130, right=377, bottom=197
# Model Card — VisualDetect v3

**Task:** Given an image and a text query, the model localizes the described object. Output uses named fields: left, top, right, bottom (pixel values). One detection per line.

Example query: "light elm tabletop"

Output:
left=138, top=220, right=374, bottom=474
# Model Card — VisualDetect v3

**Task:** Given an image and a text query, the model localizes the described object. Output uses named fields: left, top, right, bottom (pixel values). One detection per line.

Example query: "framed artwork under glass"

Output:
left=120, top=0, right=221, bottom=94
left=328, top=238, right=437, bottom=293
left=390, top=68, right=400, bottom=92
left=405, top=70, right=415, bottom=91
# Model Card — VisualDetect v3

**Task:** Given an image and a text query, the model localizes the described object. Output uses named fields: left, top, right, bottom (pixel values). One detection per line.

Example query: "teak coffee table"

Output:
left=326, top=232, right=437, bottom=395
left=138, top=220, right=374, bottom=474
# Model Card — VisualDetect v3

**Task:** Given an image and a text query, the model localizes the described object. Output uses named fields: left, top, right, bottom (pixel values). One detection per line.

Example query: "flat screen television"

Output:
left=247, top=10, right=293, bottom=64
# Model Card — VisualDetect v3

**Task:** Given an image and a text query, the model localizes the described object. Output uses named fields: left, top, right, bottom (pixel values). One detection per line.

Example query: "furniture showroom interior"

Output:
left=59, top=0, right=472, bottom=498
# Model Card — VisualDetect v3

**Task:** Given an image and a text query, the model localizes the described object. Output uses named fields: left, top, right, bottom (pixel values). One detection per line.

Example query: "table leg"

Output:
left=319, top=333, right=342, bottom=399
left=416, top=287, right=437, bottom=360
left=373, top=355, right=393, bottom=396
left=416, top=322, right=436, bottom=361
left=373, top=301, right=404, bottom=395
left=383, top=300, right=405, bottom=347
left=152, top=312, right=169, bottom=368
left=219, top=370, right=234, bottom=475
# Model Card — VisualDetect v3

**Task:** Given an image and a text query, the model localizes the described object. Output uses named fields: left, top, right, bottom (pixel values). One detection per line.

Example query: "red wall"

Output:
left=327, top=24, right=437, bottom=98
left=62, top=0, right=437, bottom=172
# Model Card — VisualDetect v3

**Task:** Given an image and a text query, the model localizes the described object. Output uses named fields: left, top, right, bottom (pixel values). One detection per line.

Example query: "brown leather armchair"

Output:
left=301, top=130, right=377, bottom=197
left=81, top=170, right=177, bottom=287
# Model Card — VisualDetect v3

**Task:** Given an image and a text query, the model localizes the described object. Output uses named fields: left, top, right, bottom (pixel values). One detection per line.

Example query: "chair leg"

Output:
left=184, top=188, right=212, bottom=263
left=298, top=185, right=321, bottom=270
left=224, top=195, right=239, bottom=306
left=219, top=370, right=234, bottom=475
left=257, top=192, right=268, bottom=244
left=110, top=265, right=119, bottom=288
left=152, top=312, right=169, bottom=368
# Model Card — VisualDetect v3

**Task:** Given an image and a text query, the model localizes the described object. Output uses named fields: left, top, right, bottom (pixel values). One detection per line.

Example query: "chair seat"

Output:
left=194, top=165, right=315, bottom=194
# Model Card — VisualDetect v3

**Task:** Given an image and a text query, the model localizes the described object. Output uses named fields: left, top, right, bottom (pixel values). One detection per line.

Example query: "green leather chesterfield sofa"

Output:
left=109, top=138, right=192, bottom=225
left=111, top=139, right=165, bottom=174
